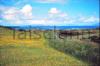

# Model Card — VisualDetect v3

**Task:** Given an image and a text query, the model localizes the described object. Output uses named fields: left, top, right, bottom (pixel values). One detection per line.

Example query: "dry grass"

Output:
left=0, top=27, right=89, bottom=66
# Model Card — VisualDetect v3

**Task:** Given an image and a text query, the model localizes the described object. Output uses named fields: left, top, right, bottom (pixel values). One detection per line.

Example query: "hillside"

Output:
left=0, top=26, right=90, bottom=66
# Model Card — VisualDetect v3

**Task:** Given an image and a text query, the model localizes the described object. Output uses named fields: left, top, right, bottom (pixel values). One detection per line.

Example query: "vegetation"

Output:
left=46, top=30, right=100, bottom=66
left=0, top=27, right=90, bottom=66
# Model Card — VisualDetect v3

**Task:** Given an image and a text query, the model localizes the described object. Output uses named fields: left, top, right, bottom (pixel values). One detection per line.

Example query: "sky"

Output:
left=0, top=0, right=99, bottom=26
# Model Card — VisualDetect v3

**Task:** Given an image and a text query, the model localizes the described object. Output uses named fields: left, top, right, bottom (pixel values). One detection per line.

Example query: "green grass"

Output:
left=0, top=27, right=91, bottom=66
left=0, top=45, right=89, bottom=66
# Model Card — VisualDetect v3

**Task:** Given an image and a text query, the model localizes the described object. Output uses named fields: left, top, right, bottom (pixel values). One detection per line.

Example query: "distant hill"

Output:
left=0, top=25, right=99, bottom=30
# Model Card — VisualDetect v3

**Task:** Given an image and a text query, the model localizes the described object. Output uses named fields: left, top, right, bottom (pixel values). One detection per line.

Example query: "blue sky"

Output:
left=0, top=0, right=99, bottom=26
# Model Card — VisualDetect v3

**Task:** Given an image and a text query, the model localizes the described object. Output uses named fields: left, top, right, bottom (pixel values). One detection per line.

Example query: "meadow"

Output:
left=0, top=26, right=99, bottom=66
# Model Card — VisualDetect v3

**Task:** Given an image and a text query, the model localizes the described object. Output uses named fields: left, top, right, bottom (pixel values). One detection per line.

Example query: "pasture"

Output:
left=0, top=27, right=99, bottom=66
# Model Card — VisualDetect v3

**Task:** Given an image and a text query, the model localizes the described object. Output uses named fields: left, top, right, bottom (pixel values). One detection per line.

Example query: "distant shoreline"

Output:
left=0, top=25, right=99, bottom=30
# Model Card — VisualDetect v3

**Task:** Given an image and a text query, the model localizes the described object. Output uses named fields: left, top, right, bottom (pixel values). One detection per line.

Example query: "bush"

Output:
left=47, top=34, right=100, bottom=65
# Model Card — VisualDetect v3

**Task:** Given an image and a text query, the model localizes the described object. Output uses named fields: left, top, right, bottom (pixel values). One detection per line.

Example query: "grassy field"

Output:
left=0, top=27, right=99, bottom=66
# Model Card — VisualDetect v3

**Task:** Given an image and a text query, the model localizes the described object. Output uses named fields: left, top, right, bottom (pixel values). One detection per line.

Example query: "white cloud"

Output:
left=1, top=4, right=34, bottom=25
left=0, top=6, right=99, bottom=26
left=59, top=13, right=68, bottom=17
left=79, top=16, right=99, bottom=22
left=28, top=19, right=46, bottom=25
left=1, top=4, right=33, bottom=20
left=49, top=7, right=60, bottom=14
left=20, top=4, right=32, bottom=17
left=3, top=14, right=15, bottom=20
left=48, top=7, right=68, bottom=18
left=84, top=16, right=99, bottom=22
left=1, top=8, right=19, bottom=21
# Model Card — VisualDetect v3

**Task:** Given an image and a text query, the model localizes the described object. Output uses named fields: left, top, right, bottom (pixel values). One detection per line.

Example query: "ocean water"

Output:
left=9, top=26, right=99, bottom=30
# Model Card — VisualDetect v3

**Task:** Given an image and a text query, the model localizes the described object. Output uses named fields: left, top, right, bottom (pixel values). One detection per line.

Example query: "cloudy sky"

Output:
left=0, top=0, right=99, bottom=26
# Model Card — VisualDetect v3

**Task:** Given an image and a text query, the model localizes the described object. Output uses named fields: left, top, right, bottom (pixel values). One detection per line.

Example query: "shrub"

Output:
left=46, top=31, right=100, bottom=65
